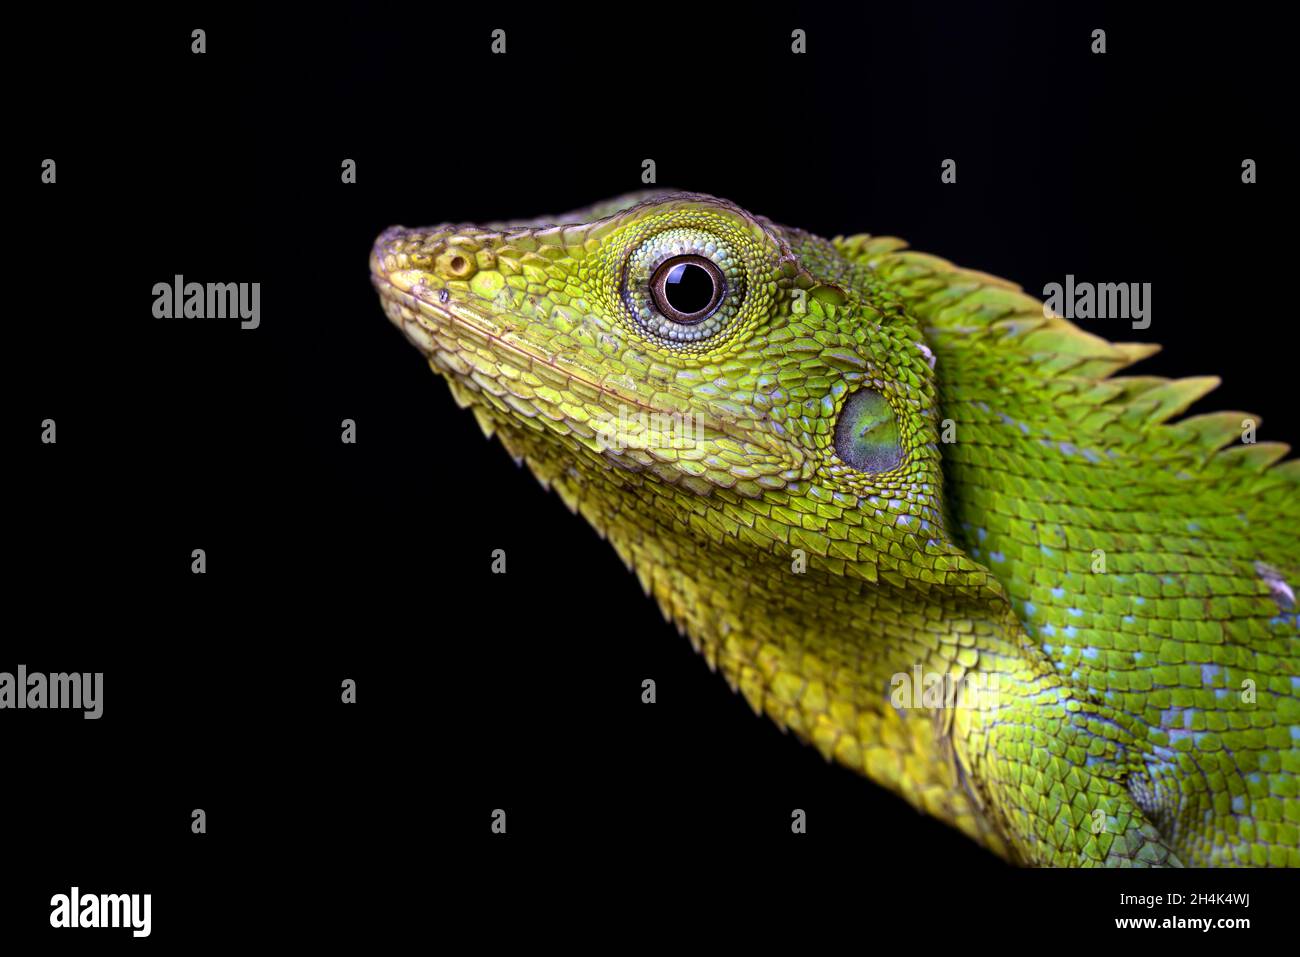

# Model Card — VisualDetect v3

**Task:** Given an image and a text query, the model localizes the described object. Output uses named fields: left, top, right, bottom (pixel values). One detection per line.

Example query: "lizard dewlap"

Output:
left=370, top=191, right=1300, bottom=867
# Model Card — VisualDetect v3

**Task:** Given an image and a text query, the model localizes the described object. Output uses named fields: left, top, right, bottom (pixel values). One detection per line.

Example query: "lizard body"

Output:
left=371, top=191, right=1299, bottom=866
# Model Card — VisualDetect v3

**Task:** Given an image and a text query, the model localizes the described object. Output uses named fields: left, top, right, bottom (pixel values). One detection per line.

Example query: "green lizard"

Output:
left=370, top=191, right=1299, bottom=866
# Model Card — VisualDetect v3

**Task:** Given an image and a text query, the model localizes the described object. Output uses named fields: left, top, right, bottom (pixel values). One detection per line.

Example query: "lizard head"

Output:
left=371, top=191, right=966, bottom=590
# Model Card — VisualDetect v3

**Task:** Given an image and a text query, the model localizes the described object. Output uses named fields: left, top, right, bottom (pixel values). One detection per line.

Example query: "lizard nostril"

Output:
left=436, top=249, right=476, bottom=278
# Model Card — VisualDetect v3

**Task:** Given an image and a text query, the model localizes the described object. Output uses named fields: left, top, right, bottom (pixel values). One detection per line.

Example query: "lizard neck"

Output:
left=555, top=463, right=1018, bottom=697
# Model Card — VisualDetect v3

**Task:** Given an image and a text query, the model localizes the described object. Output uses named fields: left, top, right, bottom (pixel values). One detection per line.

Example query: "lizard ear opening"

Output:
left=833, top=388, right=904, bottom=473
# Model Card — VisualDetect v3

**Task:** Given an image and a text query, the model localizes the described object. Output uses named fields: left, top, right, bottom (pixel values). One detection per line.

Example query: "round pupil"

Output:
left=663, top=262, right=716, bottom=315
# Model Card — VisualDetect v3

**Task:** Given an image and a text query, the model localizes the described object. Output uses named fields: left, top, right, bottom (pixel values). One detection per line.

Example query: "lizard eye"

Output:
left=650, top=255, right=725, bottom=324
left=621, top=228, right=746, bottom=345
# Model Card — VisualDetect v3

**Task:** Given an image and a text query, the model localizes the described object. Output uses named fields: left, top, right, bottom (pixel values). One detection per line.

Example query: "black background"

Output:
left=8, top=2, right=1294, bottom=946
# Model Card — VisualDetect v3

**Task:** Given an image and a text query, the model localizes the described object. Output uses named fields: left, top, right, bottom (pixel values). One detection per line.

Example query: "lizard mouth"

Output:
left=370, top=260, right=672, bottom=419
left=369, top=251, right=793, bottom=464
left=370, top=253, right=524, bottom=366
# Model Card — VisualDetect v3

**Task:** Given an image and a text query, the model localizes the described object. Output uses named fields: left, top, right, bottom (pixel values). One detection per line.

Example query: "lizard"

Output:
left=370, top=190, right=1299, bottom=866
